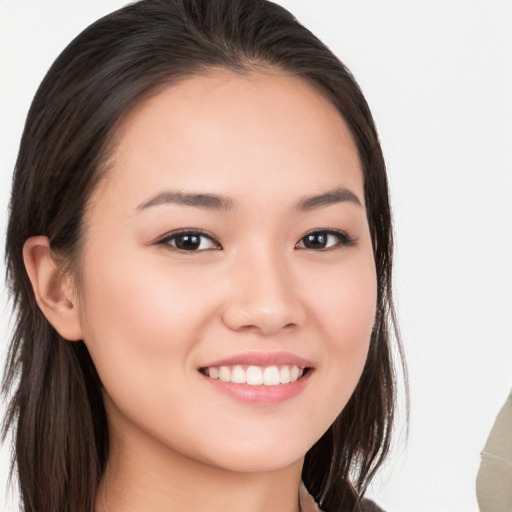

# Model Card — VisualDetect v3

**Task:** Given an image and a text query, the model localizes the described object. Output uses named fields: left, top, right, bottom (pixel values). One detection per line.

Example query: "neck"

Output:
left=95, top=403, right=304, bottom=512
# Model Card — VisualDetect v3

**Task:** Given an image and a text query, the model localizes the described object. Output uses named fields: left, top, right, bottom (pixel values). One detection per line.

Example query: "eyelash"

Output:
left=156, top=228, right=356, bottom=253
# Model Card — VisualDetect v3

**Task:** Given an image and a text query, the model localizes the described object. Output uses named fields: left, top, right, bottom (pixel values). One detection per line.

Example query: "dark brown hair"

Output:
left=2, top=1, right=405, bottom=511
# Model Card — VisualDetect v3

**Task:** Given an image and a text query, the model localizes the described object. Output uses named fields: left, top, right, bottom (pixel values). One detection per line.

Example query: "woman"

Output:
left=2, top=1, right=404, bottom=511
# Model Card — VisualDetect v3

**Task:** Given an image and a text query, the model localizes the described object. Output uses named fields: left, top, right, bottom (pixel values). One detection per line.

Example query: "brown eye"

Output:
left=296, top=230, right=355, bottom=250
left=159, top=231, right=221, bottom=252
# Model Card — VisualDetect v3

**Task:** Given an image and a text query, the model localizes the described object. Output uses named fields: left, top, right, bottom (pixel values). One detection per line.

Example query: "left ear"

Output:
left=23, top=236, right=84, bottom=341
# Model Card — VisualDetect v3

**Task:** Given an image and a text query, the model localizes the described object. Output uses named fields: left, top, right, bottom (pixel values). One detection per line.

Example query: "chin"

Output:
left=209, top=450, right=305, bottom=474
left=192, top=433, right=313, bottom=474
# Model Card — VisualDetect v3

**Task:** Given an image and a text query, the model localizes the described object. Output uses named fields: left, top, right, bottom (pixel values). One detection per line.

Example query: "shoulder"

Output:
left=360, top=498, right=386, bottom=512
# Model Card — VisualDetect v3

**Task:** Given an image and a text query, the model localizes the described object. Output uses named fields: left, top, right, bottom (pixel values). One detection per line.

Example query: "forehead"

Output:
left=94, top=69, right=364, bottom=212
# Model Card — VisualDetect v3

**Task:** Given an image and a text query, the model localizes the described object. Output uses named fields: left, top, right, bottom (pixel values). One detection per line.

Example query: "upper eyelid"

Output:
left=158, top=228, right=220, bottom=243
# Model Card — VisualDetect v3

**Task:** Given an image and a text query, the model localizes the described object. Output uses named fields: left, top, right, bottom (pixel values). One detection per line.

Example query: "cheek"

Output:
left=78, top=251, right=211, bottom=386
left=308, top=254, right=377, bottom=349
left=77, top=254, right=215, bottom=447
left=303, top=254, right=377, bottom=414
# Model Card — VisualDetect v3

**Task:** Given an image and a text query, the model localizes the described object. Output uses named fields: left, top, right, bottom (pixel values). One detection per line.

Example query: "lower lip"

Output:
left=200, top=370, right=313, bottom=404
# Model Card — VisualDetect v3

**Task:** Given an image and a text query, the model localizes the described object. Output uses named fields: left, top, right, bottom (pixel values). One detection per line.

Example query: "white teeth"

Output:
left=290, top=365, right=300, bottom=382
left=204, top=364, right=307, bottom=385
left=231, top=365, right=246, bottom=384
left=279, top=366, right=291, bottom=383
left=219, top=366, right=231, bottom=382
left=246, top=366, right=263, bottom=385
left=263, top=366, right=280, bottom=386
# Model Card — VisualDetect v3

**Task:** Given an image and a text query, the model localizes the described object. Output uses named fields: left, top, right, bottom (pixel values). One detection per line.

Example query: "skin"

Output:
left=24, top=69, right=377, bottom=512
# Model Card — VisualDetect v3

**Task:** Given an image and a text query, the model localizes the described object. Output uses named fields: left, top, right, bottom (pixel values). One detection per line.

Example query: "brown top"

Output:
left=299, top=482, right=385, bottom=512
left=476, top=391, right=512, bottom=512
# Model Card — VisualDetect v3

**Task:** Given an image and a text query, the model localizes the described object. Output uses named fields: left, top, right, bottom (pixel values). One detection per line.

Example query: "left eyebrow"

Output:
left=296, top=187, right=362, bottom=210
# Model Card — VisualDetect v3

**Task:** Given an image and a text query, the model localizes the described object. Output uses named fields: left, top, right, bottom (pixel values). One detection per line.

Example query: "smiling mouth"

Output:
left=199, top=365, right=311, bottom=386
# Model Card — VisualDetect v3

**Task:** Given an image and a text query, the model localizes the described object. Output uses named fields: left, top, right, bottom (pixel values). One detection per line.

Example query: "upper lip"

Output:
left=200, top=351, right=314, bottom=369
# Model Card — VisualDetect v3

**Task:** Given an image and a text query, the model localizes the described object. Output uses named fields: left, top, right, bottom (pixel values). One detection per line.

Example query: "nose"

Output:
left=221, top=246, right=306, bottom=336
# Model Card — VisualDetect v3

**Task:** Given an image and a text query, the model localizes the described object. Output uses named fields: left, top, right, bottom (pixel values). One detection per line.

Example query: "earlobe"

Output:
left=23, top=236, right=83, bottom=341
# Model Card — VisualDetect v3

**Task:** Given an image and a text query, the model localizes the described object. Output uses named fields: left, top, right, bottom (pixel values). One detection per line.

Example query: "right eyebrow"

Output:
left=137, top=191, right=235, bottom=211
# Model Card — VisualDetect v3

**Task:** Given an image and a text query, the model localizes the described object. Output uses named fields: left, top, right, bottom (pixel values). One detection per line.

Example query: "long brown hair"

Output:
left=2, top=1, right=406, bottom=511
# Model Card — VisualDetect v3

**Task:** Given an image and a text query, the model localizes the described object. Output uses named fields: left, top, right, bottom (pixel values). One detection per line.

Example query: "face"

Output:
left=77, top=69, right=377, bottom=473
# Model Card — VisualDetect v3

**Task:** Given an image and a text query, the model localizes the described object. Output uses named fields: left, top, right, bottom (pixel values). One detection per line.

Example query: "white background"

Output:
left=1, top=1, right=511, bottom=511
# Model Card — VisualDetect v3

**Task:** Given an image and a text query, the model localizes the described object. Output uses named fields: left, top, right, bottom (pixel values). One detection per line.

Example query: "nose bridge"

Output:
left=245, top=243, right=291, bottom=300
left=222, top=240, right=303, bottom=334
